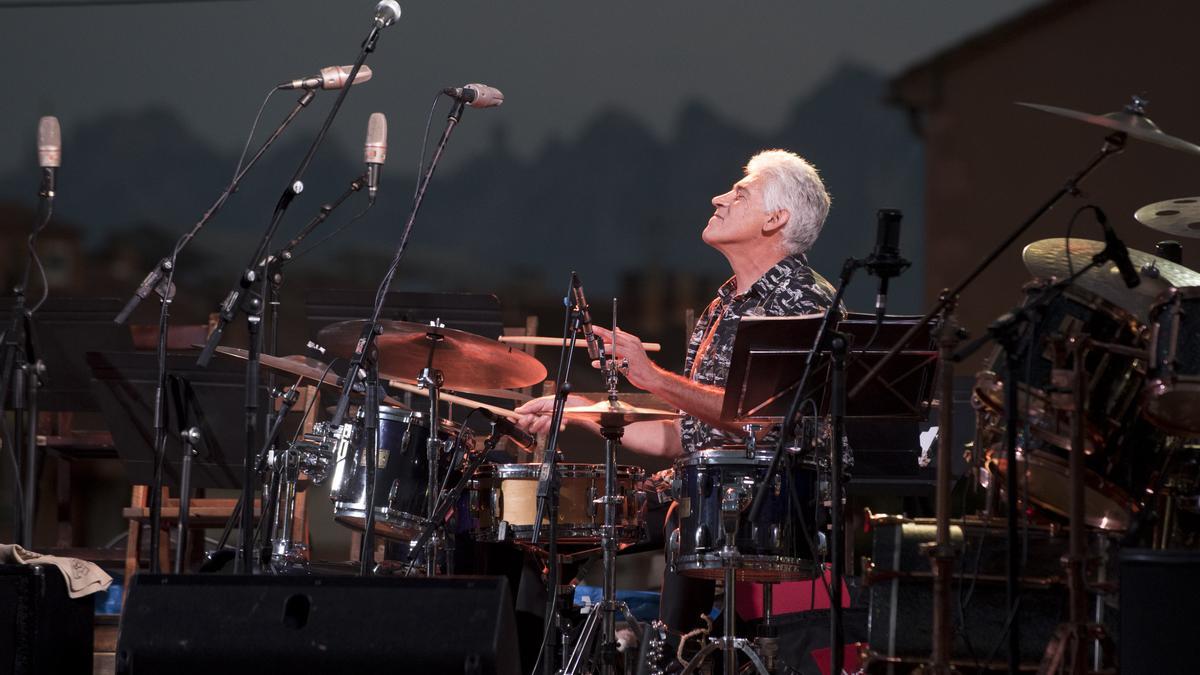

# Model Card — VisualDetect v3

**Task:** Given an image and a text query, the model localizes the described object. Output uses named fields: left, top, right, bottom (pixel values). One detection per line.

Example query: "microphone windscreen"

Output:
left=374, top=0, right=401, bottom=27
left=38, top=116, right=61, bottom=168
left=365, top=113, right=387, bottom=165
left=464, top=83, right=504, bottom=109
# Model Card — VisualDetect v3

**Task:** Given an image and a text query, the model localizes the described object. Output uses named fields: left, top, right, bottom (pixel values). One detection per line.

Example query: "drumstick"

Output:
left=499, top=335, right=662, bottom=352
left=388, top=379, right=520, bottom=421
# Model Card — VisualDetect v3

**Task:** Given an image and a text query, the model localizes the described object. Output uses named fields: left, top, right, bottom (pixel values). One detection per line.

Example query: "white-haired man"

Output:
left=516, top=148, right=835, bottom=457
left=514, top=149, right=838, bottom=638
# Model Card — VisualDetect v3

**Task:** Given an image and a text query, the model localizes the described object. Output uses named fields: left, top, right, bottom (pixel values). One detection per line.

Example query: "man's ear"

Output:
left=764, top=209, right=790, bottom=236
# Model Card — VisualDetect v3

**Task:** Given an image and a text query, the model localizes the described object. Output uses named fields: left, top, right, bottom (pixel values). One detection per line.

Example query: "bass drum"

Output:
left=973, top=280, right=1161, bottom=532
left=328, top=407, right=472, bottom=540
left=669, top=447, right=819, bottom=582
left=463, top=463, right=645, bottom=545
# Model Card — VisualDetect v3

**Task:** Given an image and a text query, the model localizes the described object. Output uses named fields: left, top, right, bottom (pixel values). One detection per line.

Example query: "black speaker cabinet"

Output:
left=116, top=574, right=520, bottom=675
left=1120, top=549, right=1200, bottom=675
left=0, top=564, right=94, bottom=675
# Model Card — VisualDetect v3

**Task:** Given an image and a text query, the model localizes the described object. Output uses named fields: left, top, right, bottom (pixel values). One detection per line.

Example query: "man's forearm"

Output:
left=643, top=365, right=740, bottom=433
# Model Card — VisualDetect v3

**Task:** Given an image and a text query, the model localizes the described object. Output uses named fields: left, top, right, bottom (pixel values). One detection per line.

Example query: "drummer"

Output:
left=514, top=148, right=839, bottom=632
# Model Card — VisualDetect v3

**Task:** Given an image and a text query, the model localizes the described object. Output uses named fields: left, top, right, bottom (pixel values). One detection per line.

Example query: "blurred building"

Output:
left=889, top=0, right=1200, bottom=365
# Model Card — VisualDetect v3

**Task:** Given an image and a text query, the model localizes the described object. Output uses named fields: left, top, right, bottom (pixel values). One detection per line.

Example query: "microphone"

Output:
left=570, top=272, right=604, bottom=362
left=1097, top=210, right=1141, bottom=288
left=442, top=84, right=505, bottom=109
left=37, top=116, right=61, bottom=198
left=364, top=112, right=387, bottom=204
left=373, top=0, right=401, bottom=27
left=864, top=209, right=910, bottom=322
left=278, top=65, right=374, bottom=91
left=477, top=409, right=536, bottom=453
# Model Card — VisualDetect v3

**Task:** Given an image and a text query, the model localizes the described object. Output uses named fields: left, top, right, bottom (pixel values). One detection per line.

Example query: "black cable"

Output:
left=291, top=202, right=375, bottom=261
left=414, top=92, right=442, bottom=200
left=287, top=357, right=342, bottom=445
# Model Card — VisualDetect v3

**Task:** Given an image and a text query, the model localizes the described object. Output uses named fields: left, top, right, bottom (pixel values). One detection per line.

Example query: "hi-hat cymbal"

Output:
left=1134, top=197, right=1200, bottom=238
left=212, top=346, right=407, bottom=408
left=1016, top=100, right=1200, bottom=156
left=1022, top=238, right=1200, bottom=321
left=317, top=320, right=548, bottom=390
left=561, top=399, right=681, bottom=426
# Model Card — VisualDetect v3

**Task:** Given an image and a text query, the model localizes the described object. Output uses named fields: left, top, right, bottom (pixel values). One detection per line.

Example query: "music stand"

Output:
left=721, top=313, right=938, bottom=423
left=86, top=351, right=273, bottom=490
left=0, top=298, right=133, bottom=412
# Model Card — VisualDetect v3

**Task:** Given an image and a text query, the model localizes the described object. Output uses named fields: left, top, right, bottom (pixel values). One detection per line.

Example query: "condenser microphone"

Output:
left=571, top=272, right=604, bottom=362
left=865, top=209, right=910, bottom=322
left=278, top=65, right=374, bottom=91
left=373, top=0, right=401, bottom=27
left=442, top=84, right=505, bottom=109
left=37, top=116, right=61, bottom=198
left=1097, top=209, right=1141, bottom=289
left=364, top=112, right=387, bottom=204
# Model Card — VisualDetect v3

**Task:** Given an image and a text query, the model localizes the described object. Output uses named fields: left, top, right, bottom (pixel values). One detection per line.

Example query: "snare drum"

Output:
left=1146, top=287, right=1200, bottom=434
left=328, top=406, right=472, bottom=540
left=669, top=447, right=819, bottom=582
left=464, top=463, right=645, bottom=544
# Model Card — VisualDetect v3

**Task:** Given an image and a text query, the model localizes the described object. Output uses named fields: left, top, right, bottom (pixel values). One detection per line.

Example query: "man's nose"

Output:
left=712, top=190, right=731, bottom=208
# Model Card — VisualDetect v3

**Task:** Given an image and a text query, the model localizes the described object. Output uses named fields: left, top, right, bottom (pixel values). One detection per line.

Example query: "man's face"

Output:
left=703, top=172, right=774, bottom=250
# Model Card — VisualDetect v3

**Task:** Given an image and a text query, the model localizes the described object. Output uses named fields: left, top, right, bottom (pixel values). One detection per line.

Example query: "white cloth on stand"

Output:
left=0, top=543, right=113, bottom=598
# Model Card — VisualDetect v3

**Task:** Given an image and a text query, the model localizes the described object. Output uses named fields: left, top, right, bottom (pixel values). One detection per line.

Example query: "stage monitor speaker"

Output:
left=116, top=574, right=520, bottom=675
left=1119, top=549, right=1200, bottom=675
left=0, top=564, right=94, bottom=675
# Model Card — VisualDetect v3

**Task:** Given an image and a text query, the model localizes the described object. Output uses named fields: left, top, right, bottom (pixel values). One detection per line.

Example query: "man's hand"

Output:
left=514, top=394, right=597, bottom=435
left=592, top=325, right=662, bottom=391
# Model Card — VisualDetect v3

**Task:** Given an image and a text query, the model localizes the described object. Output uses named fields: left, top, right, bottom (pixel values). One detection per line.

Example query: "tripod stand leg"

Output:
left=563, top=606, right=603, bottom=675
left=680, top=641, right=721, bottom=675
left=735, top=643, right=771, bottom=675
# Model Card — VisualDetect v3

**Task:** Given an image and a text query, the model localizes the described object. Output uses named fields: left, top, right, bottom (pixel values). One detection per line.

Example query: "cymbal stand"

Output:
left=562, top=417, right=645, bottom=675
left=419, top=320, right=446, bottom=576
left=564, top=301, right=644, bottom=675
left=679, top=486, right=770, bottom=675
left=1038, top=335, right=1113, bottom=674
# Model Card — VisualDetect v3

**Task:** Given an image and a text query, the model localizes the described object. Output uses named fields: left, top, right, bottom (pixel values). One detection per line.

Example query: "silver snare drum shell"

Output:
left=464, top=463, right=645, bottom=544
left=670, top=447, right=819, bottom=582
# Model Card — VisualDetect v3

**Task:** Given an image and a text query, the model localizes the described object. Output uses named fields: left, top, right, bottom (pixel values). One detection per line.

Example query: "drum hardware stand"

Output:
left=1037, top=336, right=1114, bottom=675
left=922, top=294, right=967, bottom=674
left=415, top=320, right=448, bottom=576
left=679, top=486, right=770, bottom=675
left=170, top=426, right=201, bottom=573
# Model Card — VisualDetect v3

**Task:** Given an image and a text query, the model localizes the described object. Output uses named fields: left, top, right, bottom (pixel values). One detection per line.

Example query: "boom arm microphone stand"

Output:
left=328, top=95, right=468, bottom=576
left=112, top=89, right=320, bottom=573
left=197, top=12, right=393, bottom=574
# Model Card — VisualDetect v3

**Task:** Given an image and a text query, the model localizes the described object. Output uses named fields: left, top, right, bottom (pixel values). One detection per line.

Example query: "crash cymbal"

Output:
left=1022, top=238, right=1200, bottom=321
left=1016, top=100, right=1200, bottom=156
left=1134, top=197, right=1200, bottom=238
left=498, top=335, right=662, bottom=352
left=211, top=346, right=408, bottom=408
left=561, top=398, right=681, bottom=426
left=317, top=320, right=548, bottom=390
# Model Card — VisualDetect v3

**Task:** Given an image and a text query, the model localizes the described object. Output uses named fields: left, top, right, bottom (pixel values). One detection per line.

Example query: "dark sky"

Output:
left=2, top=0, right=1039, bottom=175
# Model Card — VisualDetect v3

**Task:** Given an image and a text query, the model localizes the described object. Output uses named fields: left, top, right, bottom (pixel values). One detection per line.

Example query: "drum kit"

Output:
left=195, top=95, right=1200, bottom=674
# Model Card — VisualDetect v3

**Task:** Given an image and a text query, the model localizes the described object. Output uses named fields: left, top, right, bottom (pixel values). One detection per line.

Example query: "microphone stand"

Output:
left=0, top=169, right=53, bottom=547
left=198, top=22, right=386, bottom=575
left=326, top=97, right=468, bottom=575
left=531, top=276, right=585, bottom=675
left=113, top=88, right=318, bottom=573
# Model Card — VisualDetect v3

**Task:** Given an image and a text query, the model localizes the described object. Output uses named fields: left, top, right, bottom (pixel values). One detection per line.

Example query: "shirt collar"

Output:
left=717, top=254, right=809, bottom=302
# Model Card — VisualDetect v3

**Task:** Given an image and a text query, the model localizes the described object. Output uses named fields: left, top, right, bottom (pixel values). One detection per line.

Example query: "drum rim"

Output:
left=674, top=446, right=781, bottom=467
left=982, top=448, right=1136, bottom=531
left=477, top=462, right=646, bottom=479
left=674, top=553, right=818, bottom=580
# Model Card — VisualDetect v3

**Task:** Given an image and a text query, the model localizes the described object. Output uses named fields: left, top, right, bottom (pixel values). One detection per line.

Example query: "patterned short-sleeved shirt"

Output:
left=679, top=254, right=837, bottom=453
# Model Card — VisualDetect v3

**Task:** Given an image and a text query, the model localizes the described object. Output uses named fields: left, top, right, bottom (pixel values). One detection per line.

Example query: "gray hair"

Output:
left=745, top=149, right=830, bottom=255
